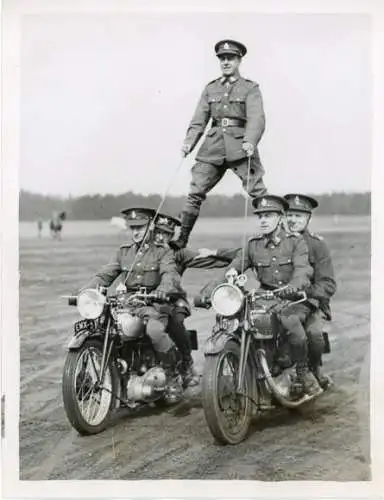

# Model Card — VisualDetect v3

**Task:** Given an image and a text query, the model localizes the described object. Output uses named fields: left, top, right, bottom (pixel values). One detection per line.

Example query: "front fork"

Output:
left=99, top=317, right=114, bottom=384
left=236, top=329, right=251, bottom=393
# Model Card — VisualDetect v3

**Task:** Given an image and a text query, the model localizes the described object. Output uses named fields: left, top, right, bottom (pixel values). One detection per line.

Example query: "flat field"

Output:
left=19, top=216, right=371, bottom=480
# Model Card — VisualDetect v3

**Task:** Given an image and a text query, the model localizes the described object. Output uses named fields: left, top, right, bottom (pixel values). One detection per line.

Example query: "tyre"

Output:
left=62, top=338, right=119, bottom=435
left=201, top=340, right=253, bottom=445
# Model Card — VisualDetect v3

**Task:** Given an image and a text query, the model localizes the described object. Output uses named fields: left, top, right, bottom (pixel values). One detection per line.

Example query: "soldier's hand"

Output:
left=242, top=141, right=254, bottom=157
left=196, top=248, right=217, bottom=259
left=181, top=143, right=192, bottom=157
left=153, top=290, right=168, bottom=303
left=276, top=285, right=297, bottom=299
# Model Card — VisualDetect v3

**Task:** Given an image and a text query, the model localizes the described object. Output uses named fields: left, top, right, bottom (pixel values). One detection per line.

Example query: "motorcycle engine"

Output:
left=126, top=367, right=168, bottom=402
left=248, top=304, right=275, bottom=339
left=113, top=309, right=144, bottom=340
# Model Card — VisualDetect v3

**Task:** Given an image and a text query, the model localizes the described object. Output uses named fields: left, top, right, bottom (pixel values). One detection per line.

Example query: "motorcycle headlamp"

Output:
left=211, top=283, right=244, bottom=317
left=77, top=288, right=106, bottom=319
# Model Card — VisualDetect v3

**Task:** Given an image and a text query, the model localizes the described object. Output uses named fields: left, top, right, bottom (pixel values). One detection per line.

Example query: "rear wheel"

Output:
left=62, top=339, right=118, bottom=435
left=202, top=340, right=253, bottom=445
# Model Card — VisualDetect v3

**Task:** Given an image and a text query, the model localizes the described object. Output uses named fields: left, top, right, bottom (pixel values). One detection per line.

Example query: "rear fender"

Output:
left=204, top=331, right=238, bottom=356
left=67, top=331, right=103, bottom=351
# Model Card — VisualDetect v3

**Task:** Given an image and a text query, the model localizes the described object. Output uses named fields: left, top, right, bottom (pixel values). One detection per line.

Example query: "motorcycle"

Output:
left=62, top=285, right=198, bottom=436
left=195, top=269, right=331, bottom=445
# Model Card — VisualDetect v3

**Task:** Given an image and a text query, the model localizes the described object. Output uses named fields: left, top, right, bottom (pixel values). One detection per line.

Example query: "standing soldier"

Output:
left=284, top=193, right=337, bottom=387
left=171, top=39, right=267, bottom=250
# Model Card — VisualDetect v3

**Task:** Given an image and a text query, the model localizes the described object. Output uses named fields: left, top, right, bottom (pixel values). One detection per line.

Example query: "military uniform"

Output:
left=84, top=208, right=182, bottom=354
left=171, top=40, right=267, bottom=251
left=201, top=195, right=322, bottom=395
left=284, top=194, right=337, bottom=378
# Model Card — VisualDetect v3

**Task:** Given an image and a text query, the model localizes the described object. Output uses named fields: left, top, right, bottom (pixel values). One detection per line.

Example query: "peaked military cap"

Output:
left=120, top=207, right=156, bottom=226
left=252, top=195, right=289, bottom=214
left=284, top=193, right=319, bottom=213
left=215, top=39, right=247, bottom=58
left=154, top=212, right=181, bottom=234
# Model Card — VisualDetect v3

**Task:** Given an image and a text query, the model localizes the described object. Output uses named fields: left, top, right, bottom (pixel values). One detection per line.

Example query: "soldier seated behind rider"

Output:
left=199, top=195, right=323, bottom=397
left=153, top=212, right=240, bottom=386
left=82, top=207, right=182, bottom=378
left=284, top=193, right=337, bottom=388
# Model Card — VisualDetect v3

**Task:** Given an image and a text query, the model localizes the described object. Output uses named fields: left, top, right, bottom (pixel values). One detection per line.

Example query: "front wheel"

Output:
left=62, top=338, right=119, bottom=435
left=201, top=340, right=253, bottom=445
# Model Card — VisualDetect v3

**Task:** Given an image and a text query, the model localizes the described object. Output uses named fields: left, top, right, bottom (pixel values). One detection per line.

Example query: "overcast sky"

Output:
left=20, top=12, right=372, bottom=197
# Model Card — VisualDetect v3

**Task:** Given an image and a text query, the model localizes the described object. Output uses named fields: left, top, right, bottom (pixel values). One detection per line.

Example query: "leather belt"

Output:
left=212, top=117, right=245, bottom=127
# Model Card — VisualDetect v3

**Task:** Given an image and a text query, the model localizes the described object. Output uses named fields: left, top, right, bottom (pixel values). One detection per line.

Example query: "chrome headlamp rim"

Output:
left=77, top=288, right=106, bottom=319
left=210, top=283, right=244, bottom=317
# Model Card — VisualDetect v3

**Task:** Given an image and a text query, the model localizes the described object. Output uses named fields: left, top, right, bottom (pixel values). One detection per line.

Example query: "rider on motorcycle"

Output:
left=82, top=207, right=183, bottom=379
left=198, top=194, right=323, bottom=397
left=284, top=193, right=337, bottom=388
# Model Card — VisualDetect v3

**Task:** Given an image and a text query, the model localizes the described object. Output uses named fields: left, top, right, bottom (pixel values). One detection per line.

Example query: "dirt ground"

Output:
left=19, top=219, right=371, bottom=480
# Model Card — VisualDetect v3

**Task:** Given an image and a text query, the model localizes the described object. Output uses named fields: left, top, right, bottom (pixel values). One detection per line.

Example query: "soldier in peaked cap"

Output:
left=153, top=212, right=238, bottom=386
left=170, top=39, right=267, bottom=250
left=199, top=194, right=325, bottom=397
left=83, top=207, right=184, bottom=378
left=284, top=194, right=337, bottom=389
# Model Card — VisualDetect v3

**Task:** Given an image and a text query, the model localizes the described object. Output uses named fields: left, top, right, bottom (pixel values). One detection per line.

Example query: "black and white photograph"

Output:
left=1, top=0, right=384, bottom=497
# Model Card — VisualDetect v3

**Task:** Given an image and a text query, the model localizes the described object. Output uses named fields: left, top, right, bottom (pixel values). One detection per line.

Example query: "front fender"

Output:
left=204, top=331, right=238, bottom=356
left=67, top=331, right=103, bottom=351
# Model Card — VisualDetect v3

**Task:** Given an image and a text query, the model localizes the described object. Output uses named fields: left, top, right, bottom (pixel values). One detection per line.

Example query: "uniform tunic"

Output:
left=184, top=76, right=265, bottom=165
left=85, top=242, right=181, bottom=296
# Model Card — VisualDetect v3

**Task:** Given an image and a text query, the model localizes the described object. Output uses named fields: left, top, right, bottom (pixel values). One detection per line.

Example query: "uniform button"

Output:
left=223, top=105, right=228, bottom=108
left=223, top=128, right=227, bottom=133
left=137, top=262, right=141, bottom=266
left=278, top=281, right=283, bottom=285
left=275, top=270, right=279, bottom=274
left=272, top=257, right=276, bottom=261
left=270, top=245, right=275, bottom=249
left=224, top=93, right=228, bottom=97
left=137, top=275, right=142, bottom=279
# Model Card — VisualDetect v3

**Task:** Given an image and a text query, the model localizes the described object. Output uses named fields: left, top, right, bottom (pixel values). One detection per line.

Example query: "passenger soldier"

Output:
left=171, top=39, right=267, bottom=250
left=284, top=193, right=337, bottom=388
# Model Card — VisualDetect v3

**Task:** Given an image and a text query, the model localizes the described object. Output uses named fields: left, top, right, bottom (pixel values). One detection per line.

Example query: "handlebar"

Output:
left=193, top=296, right=211, bottom=309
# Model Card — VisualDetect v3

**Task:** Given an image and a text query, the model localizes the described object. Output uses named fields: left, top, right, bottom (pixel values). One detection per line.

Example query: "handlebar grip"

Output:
left=68, top=296, right=77, bottom=306
left=194, top=296, right=211, bottom=309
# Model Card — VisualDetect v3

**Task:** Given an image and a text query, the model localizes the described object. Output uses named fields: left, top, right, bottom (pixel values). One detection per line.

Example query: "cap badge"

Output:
left=294, top=196, right=301, bottom=205
left=261, top=198, right=268, bottom=207
left=131, top=210, right=136, bottom=218
left=223, top=42, right=230, bottom=50
left=158, top=216, right=168, bottom=224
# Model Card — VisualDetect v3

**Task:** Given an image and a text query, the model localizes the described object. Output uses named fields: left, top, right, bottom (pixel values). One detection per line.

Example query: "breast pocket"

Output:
left=277, top=257, right=293, bottom=281
left=141, top=262, right=161, bottom=288
left=228, top=94, right=246, bottom=117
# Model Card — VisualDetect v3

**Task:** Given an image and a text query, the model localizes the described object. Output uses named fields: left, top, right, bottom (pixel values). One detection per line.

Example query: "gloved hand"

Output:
left=181, top=143, right=192, bottom=157
left=153, top=290, right=168, bottom=302
left=242, top=141, right=254, bottom=157
left=276, top=285, right=298, bottom=299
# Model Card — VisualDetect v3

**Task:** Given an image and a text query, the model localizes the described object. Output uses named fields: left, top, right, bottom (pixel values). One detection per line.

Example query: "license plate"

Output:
left=74, top=319, right=95, bottom=334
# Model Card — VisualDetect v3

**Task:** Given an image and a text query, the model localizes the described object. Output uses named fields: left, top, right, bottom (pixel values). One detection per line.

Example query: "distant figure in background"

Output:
left=49, top=211, right=66, bottom=240
left=37, top=218, right=43, bottom=238
left=170, top=39, right=267, bottom=250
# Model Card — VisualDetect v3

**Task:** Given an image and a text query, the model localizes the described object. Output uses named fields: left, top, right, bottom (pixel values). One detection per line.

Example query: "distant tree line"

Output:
left=19, top=190, right=371, bottom=221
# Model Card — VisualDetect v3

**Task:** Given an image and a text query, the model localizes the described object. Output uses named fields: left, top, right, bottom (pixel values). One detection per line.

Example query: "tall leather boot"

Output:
left=169, top=212, right=198, bottom=250
left=158, top=346, right=179, bottom=380
left=296, top=361, right=322, bottom=397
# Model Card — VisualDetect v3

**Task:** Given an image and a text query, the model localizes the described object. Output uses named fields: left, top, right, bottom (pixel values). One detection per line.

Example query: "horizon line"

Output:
left=20, top=188, right=372, bottom=198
